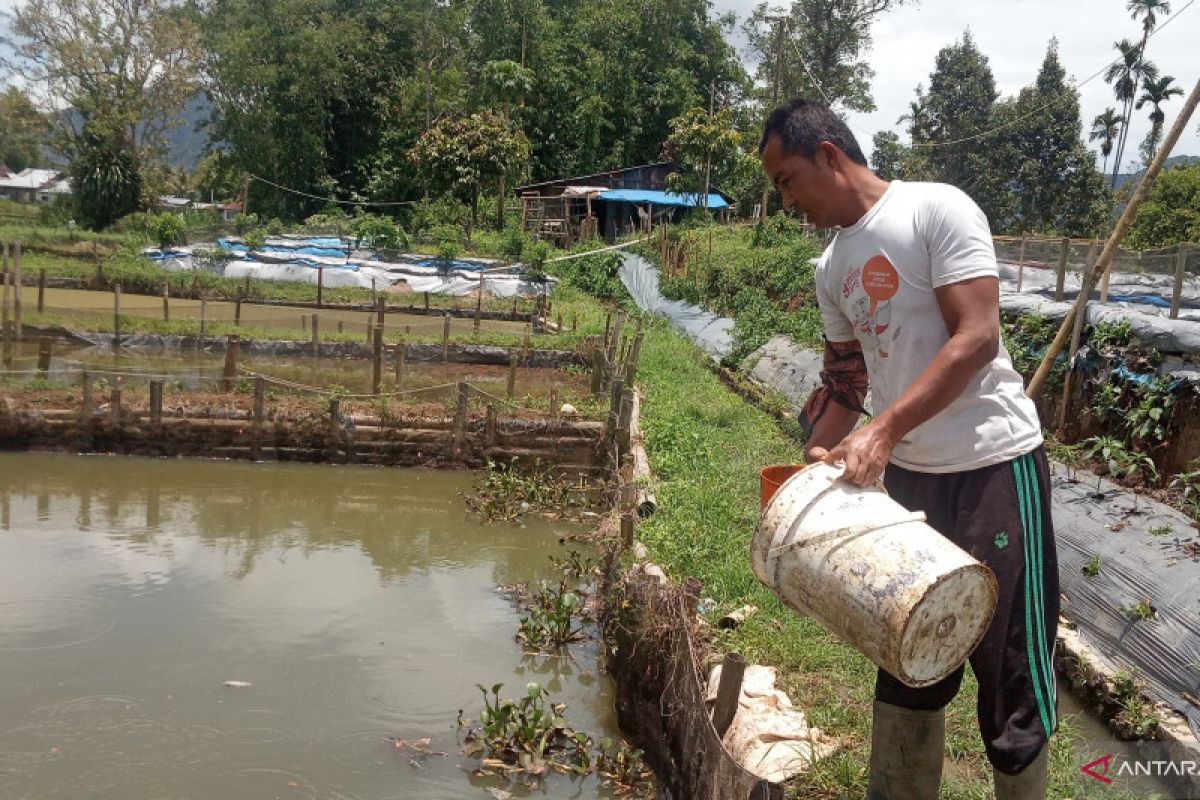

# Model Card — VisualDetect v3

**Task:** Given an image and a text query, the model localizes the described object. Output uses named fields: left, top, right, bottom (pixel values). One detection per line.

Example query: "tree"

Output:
left=870, top=131, right=908, bottom=180
left=743, top=0, right=907, bottom=113
left=1104, top=38, right=1158, bottom=186
left=480, top=59, right=535, bottom=230
left=1090, top=108, right=1123, bottom=175
left=988, top=41, right=1109, bottom=236
left=662, top=107, right=743, bottom=207
left=6, top=0, right=202, bottom=162
left=409, top=113, right=531, bottom=238
left=70, top=126, right=142, bottom=229
left=1135, top=74, right=1184, bottom=166
left=1125, top=162, right=1200, bottom=248
left=193, top=153, right=243, bottom=203
left=0, top=86, right=50, bottom=171
left=915, top=32, right=998, bottom=206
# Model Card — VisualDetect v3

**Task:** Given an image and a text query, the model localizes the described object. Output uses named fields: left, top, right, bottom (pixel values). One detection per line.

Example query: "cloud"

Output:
left=716, top=0, right=1200, bottom=164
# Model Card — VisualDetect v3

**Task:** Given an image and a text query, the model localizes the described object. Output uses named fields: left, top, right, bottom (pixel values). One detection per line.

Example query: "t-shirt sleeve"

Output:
left=816, top=253, right=856, bottom=342
left=923, top=187, right=999, bottom=288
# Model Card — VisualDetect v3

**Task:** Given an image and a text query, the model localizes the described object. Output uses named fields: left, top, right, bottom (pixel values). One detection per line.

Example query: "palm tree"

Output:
left=1128, top=0, right=1171, bottom=40
left=1089, top=108, right=1122, bottom=175
left=897, top=96, right=928, bottom=142
left=1135, top=74, right=1184, bottom=162
left=1104, top=39, right=1158, bottom=186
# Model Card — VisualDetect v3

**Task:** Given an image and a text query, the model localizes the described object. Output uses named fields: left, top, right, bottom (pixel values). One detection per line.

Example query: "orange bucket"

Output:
left=760, top=464, right=805, bottom=510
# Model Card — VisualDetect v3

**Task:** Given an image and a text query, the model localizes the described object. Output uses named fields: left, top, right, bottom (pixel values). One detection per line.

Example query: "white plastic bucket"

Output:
left=751, top=462, right=997, bottom=687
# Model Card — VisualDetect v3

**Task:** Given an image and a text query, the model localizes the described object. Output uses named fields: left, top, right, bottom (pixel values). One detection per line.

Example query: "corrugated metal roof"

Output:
left=596, top=188, right=730, bottom=209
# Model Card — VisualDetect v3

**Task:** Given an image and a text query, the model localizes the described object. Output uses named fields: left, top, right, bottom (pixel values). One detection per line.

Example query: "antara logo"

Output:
left=1081, top=753, right=1115, bottom=784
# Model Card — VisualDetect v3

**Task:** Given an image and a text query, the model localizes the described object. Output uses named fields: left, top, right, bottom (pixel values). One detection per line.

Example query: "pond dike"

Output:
left=730, top=333, right=1200, bottom=760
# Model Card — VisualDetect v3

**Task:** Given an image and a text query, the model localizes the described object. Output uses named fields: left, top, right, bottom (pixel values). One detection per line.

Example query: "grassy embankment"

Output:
left=543, top=233, right=1140, bottom=799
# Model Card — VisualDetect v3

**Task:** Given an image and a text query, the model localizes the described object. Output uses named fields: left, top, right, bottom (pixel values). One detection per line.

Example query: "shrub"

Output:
left=148, top=212, right=187, bottom=249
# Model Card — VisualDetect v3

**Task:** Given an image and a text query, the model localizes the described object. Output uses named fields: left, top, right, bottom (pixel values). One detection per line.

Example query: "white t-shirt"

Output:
left=815, top=180, right=1043, bottom=473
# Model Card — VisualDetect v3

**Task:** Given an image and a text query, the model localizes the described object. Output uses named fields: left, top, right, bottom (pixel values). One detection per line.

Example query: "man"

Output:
left=759, top=98, right=1058, bottom=800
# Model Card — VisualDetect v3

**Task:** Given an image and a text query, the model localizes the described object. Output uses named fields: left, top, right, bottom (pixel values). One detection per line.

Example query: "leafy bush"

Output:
left=752, top=211, right=808, bottom=248
left=299, top=208, right=350, bottom=234
left=547, top=251, right=629, bottom=302
left=407, top=197, right=469, bottom=240
left=499, top=225, right=528, bottom=260
left=233, top=212, right=259, bottom=233
left=352, top=213, right=407, bottom=251
left=243, top=227, right=268, bottom=250
left=148, top=212, right=187, bottom=249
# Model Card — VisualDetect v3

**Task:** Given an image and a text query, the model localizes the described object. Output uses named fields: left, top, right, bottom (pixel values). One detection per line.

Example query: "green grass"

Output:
left=629, top=314, right=1145, bottom=799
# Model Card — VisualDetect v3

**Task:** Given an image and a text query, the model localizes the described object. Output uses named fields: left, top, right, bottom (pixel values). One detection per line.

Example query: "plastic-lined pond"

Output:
left=0, top=454, right=619, bottom=798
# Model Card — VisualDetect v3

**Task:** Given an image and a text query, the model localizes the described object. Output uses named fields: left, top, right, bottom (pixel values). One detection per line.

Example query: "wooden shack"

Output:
left=516, top=163, right=733, bottom=245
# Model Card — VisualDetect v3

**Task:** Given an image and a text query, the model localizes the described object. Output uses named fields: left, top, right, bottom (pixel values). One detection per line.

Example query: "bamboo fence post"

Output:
left=620, top=513, right=635, bottom=550
left=1054, top=237, right=1069, bottom=302
left=522, top=327, right=530, bottom=366
left=1057, top=254, right=1094, bottom=430
left=371, top=276, right=377, bottom=306
left=200, top=296, right=208, bottom=338
left=366, top=317, right=374, bottom=345
left=243, top=275, right=251, bottom=299
left=603, top=312, right=612, bottom=350
left=507, top=353, right=517, bottom=399
left=442, top=313, right=451, bottom=362
left=252, top=376, right=265, bottom=460
left=162, top=283, right=170, bottom=321
left=1016, top=235, right=1027, bottom=293
left=311, top=313, right=320, bottom=357
left=1028, top=78, right=1200, bottom=401
left=625, top=331, right=645, bottom=384
left=712, top=652, right=747, bottom=738
left=591, top=346, right=604, bottom=396
left=617, top=387, right=633, bottom=454
left=1097, top=239, right=1113, bottom=302
left=485, top=403, right=497, bottom=447
left=549, top=389, right=558, bottom=422
left=475, top=272, right=483, bottom=334
left=109, top=385, right=122, bottom=427
left=37, top=267, right=46, bottom=313
left=372, top=327, right=384, bottom=395
left=235, top=294, right=242, bottom=327
left=222, top=335, right=240, bottom=391
left=12, top=242, right=21, bottom=341
left=317, top=267, right=324, bottom=308
left=394, top=342, right=406, bottom=390
left=452, top=381, right=468, bottom=457
left=37, top=337, right=51, bottom=372
left=113, top=283, right=122, bottom=349
left=1170, top=242, right=1189, bottom=320
left=149, top=380, right=163, bottom=432
left=0, top=258, right=10, bottom=370
left=376, top=297, right=385, bottom=335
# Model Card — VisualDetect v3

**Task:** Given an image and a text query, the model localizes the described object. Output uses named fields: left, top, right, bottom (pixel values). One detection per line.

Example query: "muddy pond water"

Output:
left=0, top=453, right=619, bottom=799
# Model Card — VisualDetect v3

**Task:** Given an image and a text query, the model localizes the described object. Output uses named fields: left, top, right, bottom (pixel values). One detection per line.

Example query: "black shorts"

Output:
left=875, top=446, right=1060, bottom=776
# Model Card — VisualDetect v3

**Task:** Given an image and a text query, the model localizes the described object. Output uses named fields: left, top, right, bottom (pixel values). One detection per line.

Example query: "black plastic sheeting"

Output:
left=1050, top=462, right=1200, bottom=737
left=618, top=253, right=734, bottom=360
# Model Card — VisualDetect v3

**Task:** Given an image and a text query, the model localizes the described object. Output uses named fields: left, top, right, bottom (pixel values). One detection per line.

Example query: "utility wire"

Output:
left=248, top=174, right=418, bottom=207
left=908, top=0, right=1195, bottom=149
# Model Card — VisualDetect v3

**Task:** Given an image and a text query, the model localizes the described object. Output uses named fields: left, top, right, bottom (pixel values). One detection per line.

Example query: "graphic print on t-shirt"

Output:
left=842, top=255, right=899, bottom=358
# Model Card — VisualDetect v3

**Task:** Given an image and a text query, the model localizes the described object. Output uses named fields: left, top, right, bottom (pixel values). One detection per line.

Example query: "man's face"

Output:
left=760, top=135, right=837, bottom=228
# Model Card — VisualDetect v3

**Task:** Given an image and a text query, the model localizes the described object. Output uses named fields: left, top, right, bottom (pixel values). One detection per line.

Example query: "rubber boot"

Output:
left=992, top=744, right=1049, bottom=800
left=866, top=700, right=945, bottom=800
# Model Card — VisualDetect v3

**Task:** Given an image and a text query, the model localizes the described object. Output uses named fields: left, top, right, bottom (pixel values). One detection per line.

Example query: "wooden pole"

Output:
left=371, top=276, right=377, bottom=306
left=442, top=312, right=451, bottom=362
left=162, top=283, right=170, bottom=322
left=507, top=353, right=518, bottom=399
left=522, top=327, right=530, bottom=366
left=1057, top=254, right=1094, bottom=430
left=1028, top=78, right=1200, bottom=401
left=12, top=242, right=21, bottom=342
left=453, top=381, right=468, bottom=457
left=80, top=369, right=93, bottom=424
left=1054, top=237, right=1069, bottom=302
left=548, top=389, right=558, bottom=421
left=222, top=335, right=240, bottom=391
left=372, top=327, right=384, bottom=395
left=617, top=387, right=634, bottom=453
left=113, top=283, right=122, bottom=349
left=366, top=317, right=374, bottom=345
left=109, top=385, right=122, bottom=427
left=36, top=266, right=45, bottom=314
left=1098, top=239, right=1114, bottom=302
left=620, top=513, right=635, bottom=550
left=311, top=313, right=320, bottom=357
left=0, top=255, right=10, bottom=370
left=485, top=402, right=497, bottom=446
left=394, top=342, right=406, bottom=390
left=317, top=267, right=324, bottom=308
left=37, top=337, right=51, bottom=372
left=712, top=652, right=747, bottom=738
left=1016, top=235, right=1027, bottom=293
left=376, top=297, right=385, bottom=335
left=425, top=291, right=430, bottom=312
left=200, top=297, right=208, bottom=338
left=252, top=376, right=265, bottom=460
left=302, top=314, right=308, bottom=334
left=625, top=331, right=645, bottom=384
left=1170, top=242, right=1189, bottom=320
left=149, top=380, right=163, bottom=431
left=234, top=295, right=242, bottom=327
left=591, top=346, right=604, bottom=396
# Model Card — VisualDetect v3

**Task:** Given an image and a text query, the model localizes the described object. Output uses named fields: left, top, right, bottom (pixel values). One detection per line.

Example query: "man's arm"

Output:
left=818, top=275, right=1000, bottom=485
left=805, top=401, right=860, bottom=463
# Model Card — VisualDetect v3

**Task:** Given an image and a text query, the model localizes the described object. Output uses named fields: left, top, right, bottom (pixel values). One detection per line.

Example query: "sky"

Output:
left=715, top=0, right=1200, bottom=168
left=2, top=0, right=1196, bottom=169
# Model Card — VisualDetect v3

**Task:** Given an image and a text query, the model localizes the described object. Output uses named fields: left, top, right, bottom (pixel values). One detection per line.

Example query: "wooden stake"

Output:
left=0, top=257, right=10, bottom=370
left=485, top=403, right=497, bottom=446
left=12, top=242, right=21, bottom=341
left=200, top=296, right=208, bottom=338
left=442, top=313, right=451, bottom=362
left=591, top=347, right=604, bottom=396
left=394, top=342, right=406, bottom=390
left=252, top=376, right=265, bottom=460
left=222, top=335, right=240, bottom=391
left=712, top=652, right=747, bottom=738
left=372, top=327, right=384, bottom=395
left=109, top=386, right=122, bottom=427
left=37, top=337, right=51, bottom=372
left=620, top=513, right=635, bottom=550
left=317, top=267, right=324, bottom=308
left=1057, top=254, right=1094, bottom=430
left=149, top=380, right=163, bottom=431
left=37, top=267, right=45, bottom=314
left=302, top=314, right=308, bottom=334
left=1016, top=235, right=1027, bottom=293
left=376, top=297, right=386, bottom=334
left=549, top=389, right=558, bottom=421
left=1054, top=237, right=1069, bottom=302
left=234, top=295, right=242, bottom=327
left=113, top=283, right=122, bottom=349
left=162, top=283, right=170, bottom=322
left=1028, top=78, right=1200, bottom=401
left=311, top=313, right=320, bottom=357
left=1170, top=242, right=1189, bottom=320
left=80, top=370, right=93, bottom=425
left=452, top=381, right=468, bottom=457
left=507, top=353, right=518, bottom=399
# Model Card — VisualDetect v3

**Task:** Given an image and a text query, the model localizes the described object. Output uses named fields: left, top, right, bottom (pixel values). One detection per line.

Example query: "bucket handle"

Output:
left=768, top=510, right=928, bottom=556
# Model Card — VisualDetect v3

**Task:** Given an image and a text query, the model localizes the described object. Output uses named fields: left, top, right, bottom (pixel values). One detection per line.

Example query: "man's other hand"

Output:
left=808, top=421, right=899, bottom=487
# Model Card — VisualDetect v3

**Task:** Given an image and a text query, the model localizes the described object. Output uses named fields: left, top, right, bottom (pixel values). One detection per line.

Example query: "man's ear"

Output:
left=818, top=141, right=841, bottom=171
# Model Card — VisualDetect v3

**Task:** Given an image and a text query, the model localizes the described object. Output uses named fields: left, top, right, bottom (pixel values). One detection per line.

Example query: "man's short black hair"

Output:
left=759, top=98, right=868, bottom=166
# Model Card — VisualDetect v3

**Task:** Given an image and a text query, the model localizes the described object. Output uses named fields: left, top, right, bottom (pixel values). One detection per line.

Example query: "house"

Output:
left=515, top=162, right=733, bottom=244
left=0, top=168, right=71, bottom=203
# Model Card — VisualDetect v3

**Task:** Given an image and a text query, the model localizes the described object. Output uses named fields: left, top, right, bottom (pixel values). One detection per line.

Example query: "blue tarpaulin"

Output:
left=217, top=238, right=348, bottom=258
left=597, top=189, right=730, bottom=209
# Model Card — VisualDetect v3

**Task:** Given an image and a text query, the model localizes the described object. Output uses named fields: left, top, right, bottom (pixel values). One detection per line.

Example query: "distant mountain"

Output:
left=1113, top=154, right=1200, bottom=190
left=162, top=93, right=215, bottom=170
